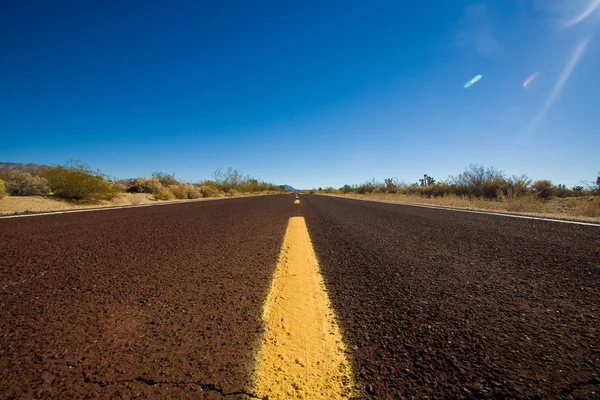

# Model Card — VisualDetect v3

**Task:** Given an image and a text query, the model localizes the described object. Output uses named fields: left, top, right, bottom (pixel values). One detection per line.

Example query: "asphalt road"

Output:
left=1, top=194, right=599, bottom=399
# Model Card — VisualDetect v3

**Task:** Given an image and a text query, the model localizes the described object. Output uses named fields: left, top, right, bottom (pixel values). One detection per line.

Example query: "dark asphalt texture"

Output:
left=1, top=194, right=599, bottom=399
left=1, top=195, right=293, bottom=399
left=301, top=195, right=600, bottom=399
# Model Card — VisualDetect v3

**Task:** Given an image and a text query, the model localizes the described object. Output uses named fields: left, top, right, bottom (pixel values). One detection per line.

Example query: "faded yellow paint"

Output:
left=253, top=217, right=354, bottom=399
left=294, top=199, right=300, bottom=204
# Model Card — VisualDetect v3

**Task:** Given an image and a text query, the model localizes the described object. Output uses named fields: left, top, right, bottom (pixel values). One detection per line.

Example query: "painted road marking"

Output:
left=324, top=195, right=600, bottom=227
left=294, top=199, right=300, bottom=204
left=253, top=216, right=354, bottom=399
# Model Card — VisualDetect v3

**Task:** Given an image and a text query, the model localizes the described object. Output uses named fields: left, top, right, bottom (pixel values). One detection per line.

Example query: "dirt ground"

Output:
left=0, top=193, right=248, bottom=216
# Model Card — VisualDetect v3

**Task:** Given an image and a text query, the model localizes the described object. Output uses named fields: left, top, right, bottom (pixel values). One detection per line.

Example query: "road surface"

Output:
left=1, top=194, right=598, bottom=398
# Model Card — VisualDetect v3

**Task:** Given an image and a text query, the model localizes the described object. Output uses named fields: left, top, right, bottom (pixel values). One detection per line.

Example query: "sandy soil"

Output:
left=324, top=193, right=600, bottom=224
left=0, top=193, right=234, bottom=215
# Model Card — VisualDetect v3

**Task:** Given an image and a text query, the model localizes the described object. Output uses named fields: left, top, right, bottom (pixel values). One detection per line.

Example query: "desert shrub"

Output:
left=226, top=188, right=241, bottom=197
left=41, top=161, right=118, bottom=201
left=324, top=187, right=342, bottom=194
left=168, top=183, right=202, bottom=199
left=480, top=178, right=506, bottom=199
left=504, top=175, right=531, bottom=199
left=404, top=184, right=421, bottom=196
left=187, top=187, right=202, bottom=199
left=213, top=167, right=243, bottom=192
left=384, top=178, right=399, bottom=193
left=197, top=184, right=219, bottom=198
left=450, top=164, right=506, bottom=198
left=356, top=179, right=383, bottom=194
left=309, top=189, right=317, bottom=194
left=152, top=172, right=178, bottom=187
left=532, top=180, right=554, bottom=200
left=169, top=184, right=188, bottom=199
left=4, top=170, right=50, bottom=196
left=372, top=187, right=382, bottom=194
left=0, top=179, right=6, bottom=199
left=111, top=182, right=127, bottom=193
left=554, top=185, right=568, bottom=198
left=152, top=187, right=174, bottom=200
left=127, top=177, right=163, bottom=194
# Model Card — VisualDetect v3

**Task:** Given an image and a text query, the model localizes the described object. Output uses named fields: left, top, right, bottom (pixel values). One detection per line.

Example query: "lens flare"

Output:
left=564, top=0, right=600, bottom=27
left=523, top=72, right=540, bottom=88
left=464, top=74, right=483, bottom=88
left=527, top=39, right=589, bottom=136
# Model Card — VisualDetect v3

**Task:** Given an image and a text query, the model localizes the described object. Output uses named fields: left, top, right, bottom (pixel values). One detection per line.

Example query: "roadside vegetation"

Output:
left=0, top=161, right=286, bottom=213
left=316, top=164, right=600, bottom=220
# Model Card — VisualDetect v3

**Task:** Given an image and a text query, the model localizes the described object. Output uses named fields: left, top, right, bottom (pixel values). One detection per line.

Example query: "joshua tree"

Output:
left=419, top=174, right=435, bottom=187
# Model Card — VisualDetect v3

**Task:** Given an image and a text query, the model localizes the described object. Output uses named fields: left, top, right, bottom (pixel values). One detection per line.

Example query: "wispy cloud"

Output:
left=527, top=38, right=589, bottom=135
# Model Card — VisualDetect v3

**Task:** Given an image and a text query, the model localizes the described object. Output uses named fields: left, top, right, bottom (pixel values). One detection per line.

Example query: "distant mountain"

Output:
left=0, top=162, right=44, bottom=172
left=283, top=185, right=297, bottom=192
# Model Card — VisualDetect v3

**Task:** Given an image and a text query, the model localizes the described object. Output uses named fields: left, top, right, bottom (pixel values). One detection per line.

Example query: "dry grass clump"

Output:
left=4, top=170, right=51, bottom=196
left=0, top=179, right=6, bottom=199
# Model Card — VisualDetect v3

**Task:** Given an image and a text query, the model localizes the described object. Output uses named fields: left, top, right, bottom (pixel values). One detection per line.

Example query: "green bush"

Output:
left=41, top=161, right=119, bottom=201
left=127, top=177, right=163, bottom=194
left=0, top=179, right=6, bottom=199
left=4, top=170, right=50, bottom=196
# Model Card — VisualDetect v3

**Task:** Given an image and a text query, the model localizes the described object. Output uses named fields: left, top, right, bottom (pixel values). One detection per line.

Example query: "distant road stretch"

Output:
left=1, top=194, right=598, bottom=398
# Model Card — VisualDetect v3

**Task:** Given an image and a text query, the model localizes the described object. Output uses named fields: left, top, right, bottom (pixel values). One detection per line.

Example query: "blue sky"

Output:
left=1, top=0, right=598, bottom=189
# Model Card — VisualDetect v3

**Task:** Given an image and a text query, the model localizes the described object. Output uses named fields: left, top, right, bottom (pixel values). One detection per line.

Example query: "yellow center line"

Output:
left=294, top=199, right=300, bottom=204
left=253, top=217, right=354, bottom=399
